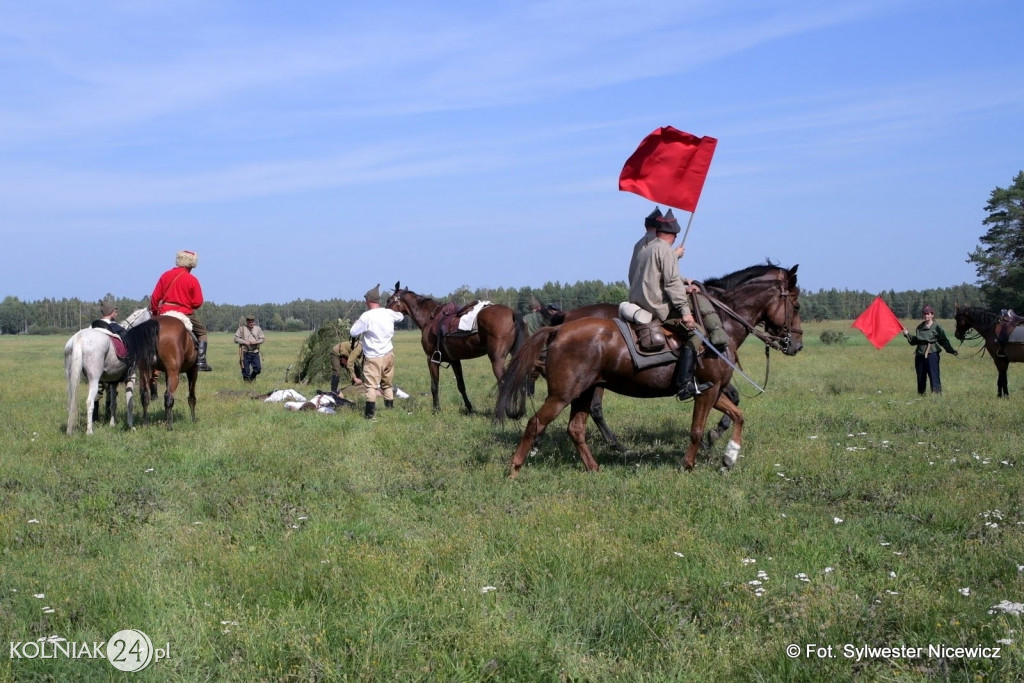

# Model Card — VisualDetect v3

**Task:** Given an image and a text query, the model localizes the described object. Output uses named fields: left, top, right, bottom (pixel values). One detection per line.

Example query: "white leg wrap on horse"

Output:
left=724, top=440, right=741, bottom=468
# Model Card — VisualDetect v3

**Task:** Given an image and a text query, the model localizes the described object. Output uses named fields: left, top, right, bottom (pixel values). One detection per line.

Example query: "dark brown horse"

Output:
left=125, top=315, right=199, bottom=427
left=496, top=264, right=803, bottom=477
left=386, top=281, right=524, bottom=413
left=545, top=303, right=740, bottom=450
left=954, top=305, right=1024, bottom=397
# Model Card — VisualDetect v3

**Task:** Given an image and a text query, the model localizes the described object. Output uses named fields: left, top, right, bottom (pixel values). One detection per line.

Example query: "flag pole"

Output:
left=680, top=211, right=696, bottom=247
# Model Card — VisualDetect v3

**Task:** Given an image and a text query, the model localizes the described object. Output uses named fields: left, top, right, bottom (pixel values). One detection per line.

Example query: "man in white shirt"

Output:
left=350, top=284, right=405, bottom=420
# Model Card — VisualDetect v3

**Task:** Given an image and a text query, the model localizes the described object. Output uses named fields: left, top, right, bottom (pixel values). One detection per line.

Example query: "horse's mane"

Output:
left=703, top=264, right=783, bottom=291
left=959, top=306, right=1000, bottom=327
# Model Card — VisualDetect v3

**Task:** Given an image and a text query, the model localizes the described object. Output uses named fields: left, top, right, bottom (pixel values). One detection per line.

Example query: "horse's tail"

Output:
left=65, top=336, right=82, bottom=434
left=124, top=319, right=160, bottom=377
left=495, top=327, right=557, bottom=422
left=510, top=310, right=526, bottom=357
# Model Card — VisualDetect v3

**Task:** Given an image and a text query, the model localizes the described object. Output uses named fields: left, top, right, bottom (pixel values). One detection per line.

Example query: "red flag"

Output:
left=618, top=126, right=717, bottom=212
left=852, top=297, right=904, bottom=349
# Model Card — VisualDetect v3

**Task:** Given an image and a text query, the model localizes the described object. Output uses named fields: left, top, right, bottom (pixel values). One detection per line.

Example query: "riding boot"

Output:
left=364, top=401, right=376, bottom=420
left=196, top=341, right=213, bottom=371
left=673, top=346, right=713, bottom=401
left=330, top=374, right=340, bottom=394
left=384, top=399, right=394, bottom=409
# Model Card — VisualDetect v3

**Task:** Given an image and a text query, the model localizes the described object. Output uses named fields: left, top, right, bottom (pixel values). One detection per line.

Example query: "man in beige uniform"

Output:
left=628, top=209, right=712, bottom=401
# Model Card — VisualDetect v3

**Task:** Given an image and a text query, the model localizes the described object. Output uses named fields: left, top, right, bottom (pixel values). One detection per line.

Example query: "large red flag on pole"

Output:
left=852, top=297, right=904, bottom=349
left=618, top=126, right=717, bottom=212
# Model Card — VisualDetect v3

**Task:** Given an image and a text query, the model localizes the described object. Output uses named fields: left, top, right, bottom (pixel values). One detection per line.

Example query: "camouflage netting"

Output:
left=289, top=319, right=352, bottom=384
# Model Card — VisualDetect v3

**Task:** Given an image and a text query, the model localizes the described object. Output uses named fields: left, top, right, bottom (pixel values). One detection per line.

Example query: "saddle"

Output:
left=429, top=301, right=482, bottom=363
left=613, top=319, right=681, bottom=370
left=1001, top=309, right=1024, bottom=325
left=94, top=328, right=129, bottom=360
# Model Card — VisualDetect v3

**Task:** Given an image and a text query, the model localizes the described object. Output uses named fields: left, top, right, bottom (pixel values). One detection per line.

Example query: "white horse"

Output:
left=64, top=308, right=151, bottom=435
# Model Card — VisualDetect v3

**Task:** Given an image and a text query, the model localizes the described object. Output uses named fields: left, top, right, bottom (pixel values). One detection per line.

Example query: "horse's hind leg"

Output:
left=85, top=379, right=101, bottom=435
left=107, top=383, right=117, bottom=426
left=510, top=395, right=570, bottom=478
left=165, top=368, right=179, bottom=429
left=998, top=360, right=1009, bottom=397
left=568, top=388, right=600, bottom=472
left=187, top=367, right=198, bottom=422
left=451, top=359, right=474, bottom=414
left=589, top=388, right=622, bottom=450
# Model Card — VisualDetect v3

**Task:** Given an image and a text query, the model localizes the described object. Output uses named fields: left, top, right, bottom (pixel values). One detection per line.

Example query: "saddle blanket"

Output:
left=95, top=328, right=128, bottom=358
left=458, top=301, right=491, bottom=332
left=162, top=310, right=193, bottom=332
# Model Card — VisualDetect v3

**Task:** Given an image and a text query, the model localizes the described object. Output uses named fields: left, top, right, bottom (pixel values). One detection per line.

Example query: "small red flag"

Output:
left=852, top=297, right=904, bottom=349
left=618, top=126, right=717, bottom=212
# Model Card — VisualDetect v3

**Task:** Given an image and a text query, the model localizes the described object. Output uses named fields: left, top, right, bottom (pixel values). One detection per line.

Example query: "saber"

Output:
left=689, top=327, right=765, bottom=394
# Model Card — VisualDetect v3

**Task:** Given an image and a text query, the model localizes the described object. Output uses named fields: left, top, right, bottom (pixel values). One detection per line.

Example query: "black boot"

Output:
left=330, top=374, right=339, bottom=394
left=364, top=401, right=376, bottom=420
left=196, top=341, right=213, bottom=371
left=673, top=346, right=713, bottom=401
left=384, top=399, right=394, bottom=409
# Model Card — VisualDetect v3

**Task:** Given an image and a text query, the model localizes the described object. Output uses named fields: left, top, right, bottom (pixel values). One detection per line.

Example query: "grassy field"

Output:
left=2, top=320, right=1024, bottom=681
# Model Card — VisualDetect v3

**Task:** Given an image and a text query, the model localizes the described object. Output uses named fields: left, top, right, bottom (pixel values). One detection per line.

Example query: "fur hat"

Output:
left=100, top=299, right=117, bottom=316
left=176, top=250, right=198, bottom=268
left=644, top=207, right=663, bottom=229
left=656, top=209, right=680, bottom=234
left=364, top=283, right=381, bottom=304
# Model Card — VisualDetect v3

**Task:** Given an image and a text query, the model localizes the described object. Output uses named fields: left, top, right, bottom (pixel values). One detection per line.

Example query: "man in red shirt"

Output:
left=150, top=250, right=213, bottom=371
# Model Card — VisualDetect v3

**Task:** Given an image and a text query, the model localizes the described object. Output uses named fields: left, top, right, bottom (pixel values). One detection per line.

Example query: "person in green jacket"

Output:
left=903, top=305, right=958, bottom=394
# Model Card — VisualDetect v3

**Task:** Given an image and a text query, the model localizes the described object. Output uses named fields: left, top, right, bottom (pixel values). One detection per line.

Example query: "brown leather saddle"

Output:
left=429, top=301, right=483, bottom=363
left=613, top=319, right=682, bottom=370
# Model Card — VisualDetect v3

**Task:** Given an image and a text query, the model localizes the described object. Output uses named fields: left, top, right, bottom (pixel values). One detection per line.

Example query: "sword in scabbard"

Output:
left=689, top=327, right=765, bottom=394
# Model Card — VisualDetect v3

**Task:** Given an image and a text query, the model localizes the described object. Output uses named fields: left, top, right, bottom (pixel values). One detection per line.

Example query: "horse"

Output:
left=543, top=303, right=741, bottom=451
left=64, top=308, right=151, bottom=435
left=386, top=281, right=524, bottom=413
left=495, top=264, right=803, bottom=477
left=128, top=314, right=199, bottom=428
left=953, top=305, right=1024, bottom=397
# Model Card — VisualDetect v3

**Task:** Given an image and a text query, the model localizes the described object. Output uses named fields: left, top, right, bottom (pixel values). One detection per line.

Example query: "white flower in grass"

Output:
left=43, top=608, right=55, bottom=614
left=40, top=635, right=65, bottom=643
left=27, top=519, right=39, bottom=524
left=823, top=567, right=834, bottom=574
left=754, top=587, right=765, bottom=596
left=989, top=601, right=1024, bottom=616
left=481, top=586, right=497, bottom=594
left=748, top=580, right=763, bottom=586
left=742, top=558, right=756, bottom=565
left=998, top=638, right=1014, bottom=645
left=880, top=542, right=891, bottom=546
left=33, top=594, right=44, bottom=599
left=889, top=572, right=897, bottom=579
left=795, top=573, right=810, bottom=583
left=673, top=552, right=684, bottom=558
left=959, top=587, right=971, bottom=596
left=757, top=570, right=769, bottom=580
left=885, top=590, right=899, bottom=596
left=809, top=435, right=818, bottom=439
left=833, top=517, right=844, bottom=524
left=1017, top=565, right=1024, bottom=573
left=1002, top=461, right=1013, bottom=466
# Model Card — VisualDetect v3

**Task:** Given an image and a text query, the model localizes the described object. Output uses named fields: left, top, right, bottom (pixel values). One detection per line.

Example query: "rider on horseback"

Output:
left=628, top=209, right=713, bottom=401
left=150, top=250, right=213, bottom=371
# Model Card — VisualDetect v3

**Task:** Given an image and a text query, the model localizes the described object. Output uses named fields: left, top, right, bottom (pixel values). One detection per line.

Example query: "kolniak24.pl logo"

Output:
left=10, top=630, right=170, bottom=672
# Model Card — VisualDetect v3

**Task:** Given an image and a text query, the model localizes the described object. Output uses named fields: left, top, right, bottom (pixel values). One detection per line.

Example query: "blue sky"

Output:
left=1, top=0, right=1021, bottom=305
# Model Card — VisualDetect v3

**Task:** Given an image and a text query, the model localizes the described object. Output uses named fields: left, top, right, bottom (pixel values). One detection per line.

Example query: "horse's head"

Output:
left=954, top=305, right=972, bottom=341
left=386, top=281, right=410, bottom=315
left=761, top=264, right=803, bottom=356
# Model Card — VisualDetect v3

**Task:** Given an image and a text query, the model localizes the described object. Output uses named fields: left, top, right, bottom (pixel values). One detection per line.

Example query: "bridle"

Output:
left=702, top=273, right=802, bottom=354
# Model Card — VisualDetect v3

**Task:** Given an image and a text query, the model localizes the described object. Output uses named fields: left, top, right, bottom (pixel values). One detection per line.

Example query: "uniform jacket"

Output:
left=628, top=237, right=692, bottom=321
left=233, top=324, right=265, bottom=351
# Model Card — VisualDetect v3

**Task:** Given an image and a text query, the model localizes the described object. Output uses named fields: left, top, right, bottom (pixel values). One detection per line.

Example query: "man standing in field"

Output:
left=350, top=284, right=404, bottom=420
left=150, top=249, right=213, bottom=371
left=233, top=314, right=265, bottom=382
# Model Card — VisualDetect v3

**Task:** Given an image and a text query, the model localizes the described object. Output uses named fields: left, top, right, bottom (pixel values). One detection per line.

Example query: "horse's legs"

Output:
left=681, top=390, right=720, bottom=471
left=165, top=366, right=179, bottom=429
left=588, top=387, right=622, bottom=450
left=125, top=374, right=135, bottom=430
left=428, top=360, right=442, bottom=412
left=187, top=366, right=198, bottom=422
left=997, top=357, right=1009, bottom=397
left=510, top=395, right=571, bottom=479
left=139, top=369, right=152, bottom=423
left=567, top=388, right=600, bottom=472
left=85, top=377, right=101, bottom=436
left=451, top=359, right=474, bottom=414
left=107, top=383, right=117, bottom=426
left=702, top=384, right=739, bottom=451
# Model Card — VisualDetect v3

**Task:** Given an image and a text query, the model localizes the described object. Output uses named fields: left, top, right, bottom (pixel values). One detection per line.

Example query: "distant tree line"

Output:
left=0, top=281, right=985, bottom=335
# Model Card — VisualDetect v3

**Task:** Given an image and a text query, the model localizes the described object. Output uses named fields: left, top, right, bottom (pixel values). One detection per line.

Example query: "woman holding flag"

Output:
left=903, top=305, right=958, bottom=395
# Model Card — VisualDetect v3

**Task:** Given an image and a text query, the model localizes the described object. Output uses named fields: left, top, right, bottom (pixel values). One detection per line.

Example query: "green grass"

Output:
left=2, top=323, right=1023, bottom=681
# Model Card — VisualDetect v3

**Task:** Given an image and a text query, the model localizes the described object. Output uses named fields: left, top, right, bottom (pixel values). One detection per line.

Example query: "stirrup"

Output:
left=676, top=379, right=713, bottom=401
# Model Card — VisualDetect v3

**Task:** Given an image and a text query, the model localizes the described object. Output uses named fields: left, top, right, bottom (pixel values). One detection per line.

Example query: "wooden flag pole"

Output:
left=680, top=211, right=696, bottom=247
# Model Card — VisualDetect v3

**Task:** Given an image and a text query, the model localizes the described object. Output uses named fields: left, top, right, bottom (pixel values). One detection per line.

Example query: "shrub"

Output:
left=819, top=329, right=848, bottom=345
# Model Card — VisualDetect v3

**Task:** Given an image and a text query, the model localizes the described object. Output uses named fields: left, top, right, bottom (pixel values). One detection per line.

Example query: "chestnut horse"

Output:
left=386, top=281, right=523, bottom=413
left=126, top=315, right=199, bottom=428
left=545, top=303, right=740, bottom=450
left=954, top=305, right=1024, bottom=397
left=496, top=264, right=803, bottom=477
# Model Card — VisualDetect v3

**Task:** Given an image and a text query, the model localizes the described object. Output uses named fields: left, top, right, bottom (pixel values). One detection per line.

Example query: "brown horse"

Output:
left=954, top=305, right=1024, bottom=397
left=125, top=315, right=199, bottom=428
left=545, top=302, right=740, bottom=450
left=496, top=264, right=803, bottom=477
left=386, top=281, right=524, bottom=413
